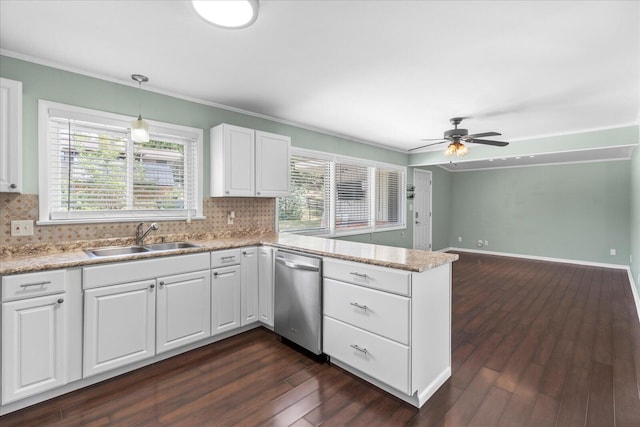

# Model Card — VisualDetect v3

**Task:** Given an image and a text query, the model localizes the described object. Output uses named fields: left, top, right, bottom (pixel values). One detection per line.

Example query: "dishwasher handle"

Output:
left=275, top=256, right=320, bottom=272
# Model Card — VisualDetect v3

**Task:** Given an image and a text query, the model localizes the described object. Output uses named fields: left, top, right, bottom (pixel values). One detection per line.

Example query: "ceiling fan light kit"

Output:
left=411, top=117, right=509, bottom=156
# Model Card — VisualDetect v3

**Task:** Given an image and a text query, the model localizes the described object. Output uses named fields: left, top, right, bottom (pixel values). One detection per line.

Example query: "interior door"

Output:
left=413, top=169, right=432, bottom=250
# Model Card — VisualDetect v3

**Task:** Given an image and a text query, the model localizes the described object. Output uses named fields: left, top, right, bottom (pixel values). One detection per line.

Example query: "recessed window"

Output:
left=38, top=100, right=203, bottom=224
left=278, top=148, right=406, bottom=236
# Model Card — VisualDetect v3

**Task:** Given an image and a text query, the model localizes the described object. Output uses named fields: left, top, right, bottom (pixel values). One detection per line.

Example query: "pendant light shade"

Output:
left=131, top=115, right=149, bottom=142
left=131, top=74, right=149, bottom=143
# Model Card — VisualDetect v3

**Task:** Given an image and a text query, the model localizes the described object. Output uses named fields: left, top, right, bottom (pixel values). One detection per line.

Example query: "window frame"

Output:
left=38, top=100, right=204, bottom=225
left=277, top=147, right=406, bottom=237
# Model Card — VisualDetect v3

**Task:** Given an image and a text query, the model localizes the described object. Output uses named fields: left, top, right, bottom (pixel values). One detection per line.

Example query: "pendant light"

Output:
left=131, top=74, right=149, bottom=143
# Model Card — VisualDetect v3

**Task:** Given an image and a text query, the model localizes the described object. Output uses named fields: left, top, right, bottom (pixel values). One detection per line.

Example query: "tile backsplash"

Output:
left=1, top=193, right=275, bottom=248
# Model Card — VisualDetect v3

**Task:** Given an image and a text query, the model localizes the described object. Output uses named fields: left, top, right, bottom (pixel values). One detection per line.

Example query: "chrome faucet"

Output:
left=135, top=222, right=159, bottom=246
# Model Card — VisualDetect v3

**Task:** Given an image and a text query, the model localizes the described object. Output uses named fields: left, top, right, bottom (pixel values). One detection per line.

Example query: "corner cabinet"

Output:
left=0, top=78, right=22, bottom=193
left=210, top=124, right=290, bottom=197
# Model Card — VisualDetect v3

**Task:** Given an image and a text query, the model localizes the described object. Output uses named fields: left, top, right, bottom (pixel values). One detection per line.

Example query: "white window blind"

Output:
left=335, top=162, right=371, bottom=230
left=40, top=101, right=201, bottom=223
left=278, top=154, right=331, bottom=233
left=375, top=167, right=402, bottom=227
left=278, top=149, right=406, bottom=236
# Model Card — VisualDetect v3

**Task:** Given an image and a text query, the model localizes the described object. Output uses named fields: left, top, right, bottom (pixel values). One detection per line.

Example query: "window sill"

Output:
left=37, top=216, right=207, bottom=226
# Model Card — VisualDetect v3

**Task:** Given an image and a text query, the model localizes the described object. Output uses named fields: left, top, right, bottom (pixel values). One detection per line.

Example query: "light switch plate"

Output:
left=11, top=220, right=34, bottom=236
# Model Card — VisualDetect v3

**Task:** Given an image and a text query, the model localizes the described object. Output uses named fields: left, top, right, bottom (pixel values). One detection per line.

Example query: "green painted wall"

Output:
left=449, top=161, right=631, bottom=265
left=0, top=55, right=411, bottom=246
left=0, top=55, right=408, bottom=195
left=631, top=147, right=640, bottom=296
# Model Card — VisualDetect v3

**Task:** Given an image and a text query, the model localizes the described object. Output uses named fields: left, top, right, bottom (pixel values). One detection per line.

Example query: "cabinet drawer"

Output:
left=323, top=316, right=410, bottom=394
left=324, top=278, right=410, bottom=345
left=211, top=248, right=242, bottom=268
left=323, top=259, right=411, bottom=296
left=2, top=270, right=66, bottom=301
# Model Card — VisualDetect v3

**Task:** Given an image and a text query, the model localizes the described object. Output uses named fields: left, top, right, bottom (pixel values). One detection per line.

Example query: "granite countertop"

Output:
left=0, top=232, right=458, bottom=275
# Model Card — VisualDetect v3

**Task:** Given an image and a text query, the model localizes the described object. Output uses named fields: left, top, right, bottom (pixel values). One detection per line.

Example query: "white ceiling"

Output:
left=1, top=0, right=639, bottom=154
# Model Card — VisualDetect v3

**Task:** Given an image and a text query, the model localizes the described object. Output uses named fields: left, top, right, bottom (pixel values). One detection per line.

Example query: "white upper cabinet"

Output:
left=0, top=78, right=22, bottom=193
left=255, top=131, right=290, bottom=197
left=210, top=124, right=290, bottom=197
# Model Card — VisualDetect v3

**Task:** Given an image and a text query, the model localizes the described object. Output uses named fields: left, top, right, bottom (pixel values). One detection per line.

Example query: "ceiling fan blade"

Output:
left=409, top=140, right=448, bottom=151
left=465, top=131, right=501, bottom=139
left=419, top=138, right=446, bottom=141
left=468, top=138, right=509, bottom=147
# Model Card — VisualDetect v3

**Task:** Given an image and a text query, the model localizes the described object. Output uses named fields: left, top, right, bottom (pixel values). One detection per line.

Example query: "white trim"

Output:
left=0, top=49, right=407, bottom=154
left=448, top=247, right=629, bottom=270
left=627, top=268, right=640, bottom=324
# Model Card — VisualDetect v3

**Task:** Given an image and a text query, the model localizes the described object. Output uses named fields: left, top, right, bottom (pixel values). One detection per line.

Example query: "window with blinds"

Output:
left=39, top=101, right=202, bottom=223
left=278, top=154, right=331, bottom=233
left=375, top=167, right=402, bottom=227
left=335, top=163, right=370, bottom=230
left=278, top=148, right=405, bottom=236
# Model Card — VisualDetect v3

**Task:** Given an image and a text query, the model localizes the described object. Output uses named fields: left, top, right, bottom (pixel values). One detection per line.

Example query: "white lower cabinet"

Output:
left=157, top=270, right=211, bottom=353
left=211, top=265, right=241, bottom=335
left=323, top=258, right=452, bottom=408
left=1, top=268, right=82, bottom=406
left=240, top=247, right=259, bottom=326
left=83, top=280, right=156, bottom=377
left=258, top=246, right=274, bottom=327
left=2, top=293, right=67, bottom=404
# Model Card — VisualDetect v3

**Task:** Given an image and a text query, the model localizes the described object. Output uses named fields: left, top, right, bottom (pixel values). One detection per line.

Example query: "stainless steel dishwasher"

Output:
left=274, top=250, right=323, bottom=355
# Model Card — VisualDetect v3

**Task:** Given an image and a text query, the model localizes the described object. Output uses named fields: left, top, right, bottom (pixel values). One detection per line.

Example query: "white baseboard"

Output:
left=445, top=247, right=640, bottom=324
left=447, top=247, right=628, bottom=270
left=628, top=268, right=640, bottom=324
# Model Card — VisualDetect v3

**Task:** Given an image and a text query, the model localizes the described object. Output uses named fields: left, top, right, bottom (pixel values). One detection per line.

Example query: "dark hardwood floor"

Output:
left=3, top=252, right=640, bottom=426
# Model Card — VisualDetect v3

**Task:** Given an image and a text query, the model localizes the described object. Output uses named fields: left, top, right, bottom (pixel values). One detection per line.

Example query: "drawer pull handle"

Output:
left=214, top=271, right=235, bottom=278
left=350, top=344, right=368, bottom=355
left=221, top=256, right=236, bottom=261
left=57, top=298, right=64, bottom=304
left=350, top=272, right=369, bottom=279
left=350, top=302, right=369, bottom=311
left=20, top=281, right=51, bottom=288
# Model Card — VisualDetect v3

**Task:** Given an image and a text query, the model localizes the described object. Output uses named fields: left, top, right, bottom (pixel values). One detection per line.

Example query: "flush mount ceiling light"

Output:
left=192, top=0, right=259, bottom=29
left=131, top=74, right=149, bottom=143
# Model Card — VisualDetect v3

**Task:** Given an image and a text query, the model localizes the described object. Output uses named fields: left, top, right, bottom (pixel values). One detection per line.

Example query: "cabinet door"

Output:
left=2, top=294, right=66, bottom=404
left=156, top=270, right=211, bottom=354
left=211, top=265, right=241, bottom=335
left=255, top=131, right=290, bottom=197
left=83, top=280, right=156, bottom=377
left=224, top=124, right=255, bottom=196
left=241, top=247, right=259, bottom=326
left=0, top=78, right=22, bottom=193
left=258, top=246, right=274, bottom=327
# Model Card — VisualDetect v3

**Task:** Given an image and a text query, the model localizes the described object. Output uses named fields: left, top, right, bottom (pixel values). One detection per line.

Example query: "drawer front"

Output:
left=323, top=259, right=411, bottom=296
left=323, top=316, right=410, bottom=394
left=211, top=248, right=242, bottom=269
left=324, top=278, right=410, bottom=345
left=2, top=270, right=66, bottom=301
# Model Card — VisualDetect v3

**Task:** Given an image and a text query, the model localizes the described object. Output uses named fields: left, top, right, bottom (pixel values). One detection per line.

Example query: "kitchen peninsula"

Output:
left=1, top=233, right=457, bottom=413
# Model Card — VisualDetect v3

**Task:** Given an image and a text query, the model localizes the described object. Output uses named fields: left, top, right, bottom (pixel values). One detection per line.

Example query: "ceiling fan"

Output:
left=410, top=117, right=509, bottom=156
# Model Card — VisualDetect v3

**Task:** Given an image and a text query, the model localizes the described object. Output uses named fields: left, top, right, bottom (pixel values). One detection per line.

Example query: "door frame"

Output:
left=412, top=169, right=432, bottom=250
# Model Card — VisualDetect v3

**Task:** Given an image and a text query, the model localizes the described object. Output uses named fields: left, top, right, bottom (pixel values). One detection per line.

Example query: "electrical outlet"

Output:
left=484, top=240, right=489, bottom=246
left=11, top=220, right=34, bottom=236
left=610, top=248, right=616, bottom=256
left=458, top=236, right=462, bottom=242
left=227, top=211, right=235, bottom=225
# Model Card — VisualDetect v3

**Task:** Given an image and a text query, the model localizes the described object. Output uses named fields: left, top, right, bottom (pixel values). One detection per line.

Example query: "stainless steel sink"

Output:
left=144, top=242, right=201, bottom=251
left=86, top=242, right=202, bottom=258
left=85, top=245, right=151, bottom=258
